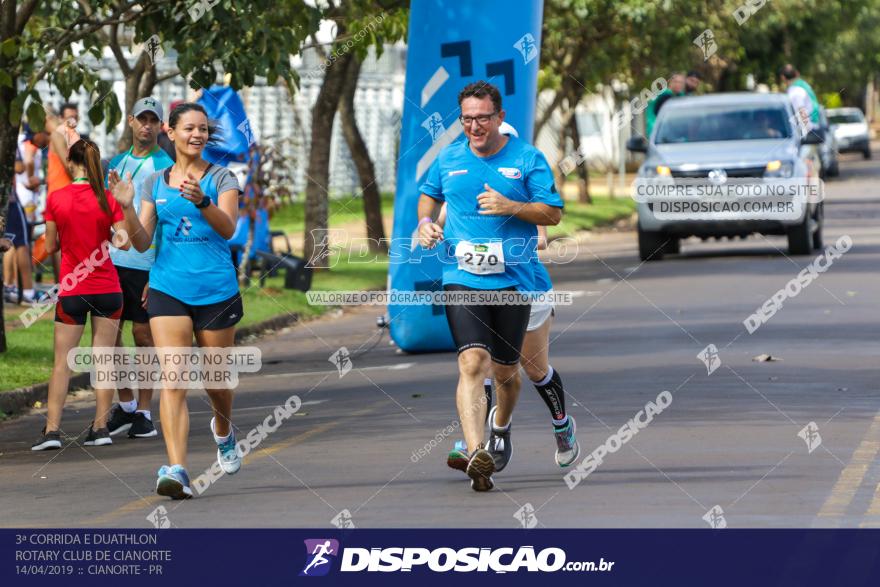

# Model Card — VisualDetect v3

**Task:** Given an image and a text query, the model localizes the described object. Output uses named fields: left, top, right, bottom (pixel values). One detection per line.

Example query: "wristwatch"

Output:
left=195, top=195, right=212, bottom=209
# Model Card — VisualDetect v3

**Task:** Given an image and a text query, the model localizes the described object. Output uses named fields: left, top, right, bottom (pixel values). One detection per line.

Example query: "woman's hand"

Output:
left=179, top=173, right=208, bottom=207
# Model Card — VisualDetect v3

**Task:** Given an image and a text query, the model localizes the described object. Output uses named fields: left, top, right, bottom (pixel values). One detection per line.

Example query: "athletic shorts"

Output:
left=5, top=200, right=29, bottom=248
left=115, top=266, right=150, bottom=323
left=147, top=288, right=243, bottom=331
left=55, top=293, right=123, bottom=325
left=527, top=290, right=555, bottom=332
left=443, top=284, right=531, bottom=366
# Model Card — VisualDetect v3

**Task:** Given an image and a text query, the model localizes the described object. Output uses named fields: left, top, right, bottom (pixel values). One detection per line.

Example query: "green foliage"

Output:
left=541, top=0, right=880, bottom=104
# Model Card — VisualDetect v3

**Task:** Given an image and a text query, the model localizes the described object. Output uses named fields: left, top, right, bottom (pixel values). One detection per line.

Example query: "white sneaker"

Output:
left=211, top=417, right=241, bottom=475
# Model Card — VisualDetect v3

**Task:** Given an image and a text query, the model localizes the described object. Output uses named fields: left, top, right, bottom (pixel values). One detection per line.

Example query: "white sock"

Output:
left=553, top=416, right=569, bottom=428
left=23, top=288, right=35, bottom=298
left=493, top=411, right=511, bottom=431
left=136, top=409, right=151, bottom=421
left=483, top=378, right=492, bottom=387
left=211, top=418, right=232, bottom=444
left=120, top=400, right=137, bottom=413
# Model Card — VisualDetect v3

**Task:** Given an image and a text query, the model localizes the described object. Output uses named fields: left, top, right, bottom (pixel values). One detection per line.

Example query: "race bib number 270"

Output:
left=455, top=241, right=505, bottom=275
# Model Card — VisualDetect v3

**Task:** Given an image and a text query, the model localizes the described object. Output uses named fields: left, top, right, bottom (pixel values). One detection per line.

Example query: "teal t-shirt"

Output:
left=106, top=147, right=174, bottom=270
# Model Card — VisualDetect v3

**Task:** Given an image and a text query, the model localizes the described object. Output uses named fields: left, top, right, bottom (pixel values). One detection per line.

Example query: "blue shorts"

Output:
left=5, top=200, right=29, bottom=247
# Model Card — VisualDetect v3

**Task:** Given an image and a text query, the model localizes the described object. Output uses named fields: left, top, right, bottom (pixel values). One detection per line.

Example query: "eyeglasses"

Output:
left=459, top=112, right=498, bottom=126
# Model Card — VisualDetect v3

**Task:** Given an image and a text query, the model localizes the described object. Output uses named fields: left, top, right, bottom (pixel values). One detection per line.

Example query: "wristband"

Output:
left=418, top=216, right=433, bottom=226
left=195, top=195, right=212, bottom=209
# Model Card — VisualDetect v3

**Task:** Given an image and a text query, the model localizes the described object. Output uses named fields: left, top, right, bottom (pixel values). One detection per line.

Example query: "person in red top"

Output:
left=32, top=138, right=131, bottom=451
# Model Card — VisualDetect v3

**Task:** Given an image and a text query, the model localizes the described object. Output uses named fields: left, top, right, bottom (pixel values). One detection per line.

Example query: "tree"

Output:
left=300, top=0, right=408, bottom=268
left=338, top=54, right=387, bottom=252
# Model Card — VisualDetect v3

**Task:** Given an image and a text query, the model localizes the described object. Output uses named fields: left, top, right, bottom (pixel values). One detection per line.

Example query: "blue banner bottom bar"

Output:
left=3, top=529, right=879, bottom=586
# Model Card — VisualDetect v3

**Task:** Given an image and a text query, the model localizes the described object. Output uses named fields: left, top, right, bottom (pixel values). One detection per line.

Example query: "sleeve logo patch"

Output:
left=448, top=169, right=469, bottom=176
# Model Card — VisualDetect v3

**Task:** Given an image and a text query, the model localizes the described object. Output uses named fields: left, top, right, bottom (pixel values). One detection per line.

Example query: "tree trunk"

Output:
left=533, top=88, right=566, bottom=142
left=117, top=52, right=153, bottom=151
left=0, top=0, right=17, bottom=352
left=0, top=103, right=16, bottom=354
left=338, top=55, right=387, bottom=253
left=303, top=47, right=353, bottom=268
left=567, top=107, right=591, bottom=203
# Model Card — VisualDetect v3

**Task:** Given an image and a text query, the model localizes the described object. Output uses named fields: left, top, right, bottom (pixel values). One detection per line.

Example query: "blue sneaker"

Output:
left=156, top=465, right=193, bottom=500
left=211, top=417, right=241, bottom=475
left=554, top=416, right=580, bottom=468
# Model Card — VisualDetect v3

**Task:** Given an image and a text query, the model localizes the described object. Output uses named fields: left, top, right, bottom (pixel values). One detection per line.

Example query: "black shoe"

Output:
left=487, top=406, right=512, bottom=472
left=107, top=404, right=135, bottom=437
left=128, top=413, right=158, bottom=438
left=31, top=428, right=62, bottom=451
left=84, top=425, right=112, bottom=446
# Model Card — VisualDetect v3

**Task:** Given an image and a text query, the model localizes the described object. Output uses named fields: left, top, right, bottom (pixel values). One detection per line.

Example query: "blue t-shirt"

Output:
left=419, top=136, right=563, bottom=291
left=106, top=147, right=174, bottom=270
left=533, top=260, right=552, bottom=293
left=141, top=165, right=242, bottom=305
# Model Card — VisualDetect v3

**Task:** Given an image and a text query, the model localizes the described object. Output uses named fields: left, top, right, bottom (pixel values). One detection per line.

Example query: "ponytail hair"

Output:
left=67, top=138, right=110, bottom=215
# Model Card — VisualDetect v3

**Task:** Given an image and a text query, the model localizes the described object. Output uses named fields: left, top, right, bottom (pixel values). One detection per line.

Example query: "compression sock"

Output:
left=533, top=366, right=567, bottom=426
left=483, top=378, right=493, bottom=423
left=120, top=400, right=138, bottom=413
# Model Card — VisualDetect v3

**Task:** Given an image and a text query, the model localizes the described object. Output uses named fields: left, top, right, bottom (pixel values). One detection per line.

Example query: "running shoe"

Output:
left=107, top=403, right=135, bottom=437
left=447, top=440, right=469, bottom=472
left=3, top=285, right=18, bottom=304
left=128, top=412, right=158, bottom=438
left=83, top=425, right=112, bottom=446
left=31, top=428, right=62, bottom=451
left=487, top=406, right=512, bottom=472
left=466, top=444, right=495, bottom=492
left=554, top=416, right=580, bottom=468
left=156, top=465, right=193, bottom=500
left=211, top=417, right=241, bottom=475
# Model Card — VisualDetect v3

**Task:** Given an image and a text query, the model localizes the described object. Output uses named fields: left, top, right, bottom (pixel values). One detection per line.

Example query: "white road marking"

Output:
left=260, top=362, right=415, bottom=379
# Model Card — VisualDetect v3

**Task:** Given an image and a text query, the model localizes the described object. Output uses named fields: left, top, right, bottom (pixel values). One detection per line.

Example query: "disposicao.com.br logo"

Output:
left=300, top=542, right=615, bottom=575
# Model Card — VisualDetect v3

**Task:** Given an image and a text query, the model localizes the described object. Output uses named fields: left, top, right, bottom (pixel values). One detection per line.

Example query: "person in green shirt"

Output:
left=780, top=64, right=820, bottom=130
left=646, top=73, right=685, bottom=138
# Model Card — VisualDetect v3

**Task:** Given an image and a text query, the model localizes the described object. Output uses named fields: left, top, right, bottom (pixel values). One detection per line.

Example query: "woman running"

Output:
left=32, top=138, right=130, bottom=450
left=110, top=102, right=243, bottom=499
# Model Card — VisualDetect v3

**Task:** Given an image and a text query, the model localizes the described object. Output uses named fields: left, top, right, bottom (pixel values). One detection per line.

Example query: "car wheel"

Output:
left=787, top=214, right=812, bottom=256
left=637, top=224, right=665, bottom=262
left=812, top=203, right=824, bottom=250
left=864, top=148, right=872, bottom=160
left=664, top=237, right=680, bottom=255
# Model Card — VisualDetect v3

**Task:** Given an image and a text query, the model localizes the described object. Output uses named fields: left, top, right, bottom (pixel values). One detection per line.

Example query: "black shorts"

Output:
left=147, top=288, right=243, bottom=331
left=443, top=284, right=531, bottom=366
left=55, top=293, right=123, bottom=325
left=116, top=266, right=150, bottom=323
left=5, top=200, right=29, bottom=248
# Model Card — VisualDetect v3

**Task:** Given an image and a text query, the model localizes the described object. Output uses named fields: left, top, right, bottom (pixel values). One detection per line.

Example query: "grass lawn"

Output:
left=271, top=193, right=395, bottom=236
left=549, top=195, right=636, bottom=239
left=0, top=253, right=388, bottom=395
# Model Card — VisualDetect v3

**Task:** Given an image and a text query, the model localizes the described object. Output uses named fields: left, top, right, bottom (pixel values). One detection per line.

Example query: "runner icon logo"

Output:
left=300, top=539, right=340, bottom=577
left=513, top=33, right=538, bottom=65
left=174, top=216, right=192, bottom=237
left=697, top=344, right=721, bottom=375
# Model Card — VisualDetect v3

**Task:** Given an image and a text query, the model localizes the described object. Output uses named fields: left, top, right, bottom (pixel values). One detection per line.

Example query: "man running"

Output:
left=104, top=98, right=174, bottom=440
left=445, top=123, right=579, bottom=472
left=418, top=81, right=563, bottom=491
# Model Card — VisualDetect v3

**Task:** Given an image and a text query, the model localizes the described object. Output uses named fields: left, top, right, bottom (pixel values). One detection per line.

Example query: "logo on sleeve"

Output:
left=498, top=167, right=522, bottom=179
left=448, top=169, right=468, bottom=177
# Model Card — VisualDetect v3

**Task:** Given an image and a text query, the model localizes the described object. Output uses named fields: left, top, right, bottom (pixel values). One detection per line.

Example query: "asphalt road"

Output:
left=1, top=146, right=879, bottom=530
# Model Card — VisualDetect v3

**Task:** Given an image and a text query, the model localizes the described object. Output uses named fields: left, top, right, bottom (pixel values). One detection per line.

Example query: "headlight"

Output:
left=764, top=160, right=794, bottom=178
left=643, top=165, right=671, bottom=177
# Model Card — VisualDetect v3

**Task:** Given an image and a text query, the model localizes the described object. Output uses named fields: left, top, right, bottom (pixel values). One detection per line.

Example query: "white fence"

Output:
left=33, top=45, right=406, bottom=197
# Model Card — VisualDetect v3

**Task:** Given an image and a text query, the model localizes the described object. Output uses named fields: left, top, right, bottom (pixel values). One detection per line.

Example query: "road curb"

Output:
left=0, top=312, right=302, bottom=418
